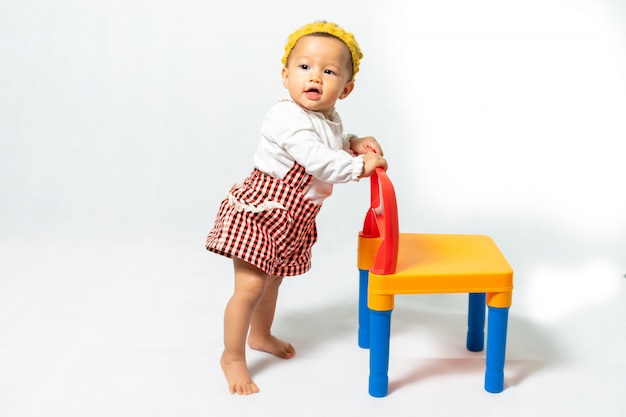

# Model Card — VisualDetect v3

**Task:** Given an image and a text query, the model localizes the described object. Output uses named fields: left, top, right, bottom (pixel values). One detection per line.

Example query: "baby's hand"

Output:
left=349, top=136, right=384, bottom=156
left=359, top=152, right=388, bottom=178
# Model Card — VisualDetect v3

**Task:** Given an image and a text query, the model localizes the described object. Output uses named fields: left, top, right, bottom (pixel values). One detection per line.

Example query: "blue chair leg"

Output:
left=369, top=309, right=392, bottom=397
left=467, top=293, right=486, bottom=352
left=358, top=269, right=370, bottom=348
left=484, top=306, right=509, bottom=393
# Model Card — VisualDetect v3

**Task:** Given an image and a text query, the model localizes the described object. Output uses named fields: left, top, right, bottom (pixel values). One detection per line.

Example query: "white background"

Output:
left=1, top=0, right=625, bottom=416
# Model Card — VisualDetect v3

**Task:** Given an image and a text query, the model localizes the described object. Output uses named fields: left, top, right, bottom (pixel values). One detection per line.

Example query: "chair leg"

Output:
left=358, top=269, right=370, bottom=348
left=467, top=293, right=486, bottom=352
left=369, top=309, right=392, bottom=397
left=484, top=306, right=509, bottom=393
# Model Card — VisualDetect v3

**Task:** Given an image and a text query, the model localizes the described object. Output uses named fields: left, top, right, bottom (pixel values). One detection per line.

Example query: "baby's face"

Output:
left=282, top=35, right=354, bottom=117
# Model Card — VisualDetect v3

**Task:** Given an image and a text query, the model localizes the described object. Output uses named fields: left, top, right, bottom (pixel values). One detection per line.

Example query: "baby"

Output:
left=206, top=20, right=388, bottom=395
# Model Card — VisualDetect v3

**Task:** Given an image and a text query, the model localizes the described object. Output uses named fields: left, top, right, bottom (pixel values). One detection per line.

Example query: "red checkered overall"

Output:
left=206, top=162, right=321, bottom=276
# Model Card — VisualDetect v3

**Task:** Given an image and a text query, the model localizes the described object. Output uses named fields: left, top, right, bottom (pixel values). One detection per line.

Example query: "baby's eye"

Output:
left=299, top=64, right=310, bottom=70
left=324, top=69, right=335, bottom=75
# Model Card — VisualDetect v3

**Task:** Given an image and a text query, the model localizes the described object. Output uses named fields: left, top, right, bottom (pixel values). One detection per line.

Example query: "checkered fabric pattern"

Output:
left=206, top=163, right=322, bottom=277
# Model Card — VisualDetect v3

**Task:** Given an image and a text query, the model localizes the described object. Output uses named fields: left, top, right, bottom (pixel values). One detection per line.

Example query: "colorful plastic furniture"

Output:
left=357, top=168, right=514, bottom=397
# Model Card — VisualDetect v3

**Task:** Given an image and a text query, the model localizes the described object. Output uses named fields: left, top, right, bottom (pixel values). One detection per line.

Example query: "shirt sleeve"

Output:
left=343, top=133, right=358, bottom=155
left=263, top=102, right=363, bottom=183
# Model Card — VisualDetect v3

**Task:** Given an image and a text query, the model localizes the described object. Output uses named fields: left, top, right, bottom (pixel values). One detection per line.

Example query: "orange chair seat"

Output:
left=368, top=233, right=513, bottom=298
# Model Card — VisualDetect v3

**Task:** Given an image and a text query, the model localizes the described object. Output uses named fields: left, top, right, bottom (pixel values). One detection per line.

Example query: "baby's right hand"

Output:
left=359, top=152, right=388, bottom=178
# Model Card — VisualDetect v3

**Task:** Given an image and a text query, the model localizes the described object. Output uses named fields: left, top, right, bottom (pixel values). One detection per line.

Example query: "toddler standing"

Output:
left=206, top=20, right=388, bottom=395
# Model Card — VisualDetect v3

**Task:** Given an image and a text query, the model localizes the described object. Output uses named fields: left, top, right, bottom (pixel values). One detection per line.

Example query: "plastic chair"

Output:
left=357, top=168, right=514, bottom=397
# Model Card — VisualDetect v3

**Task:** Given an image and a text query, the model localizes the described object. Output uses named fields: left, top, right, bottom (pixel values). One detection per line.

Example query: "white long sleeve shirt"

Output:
left=253, top=99, right=364, bottom=204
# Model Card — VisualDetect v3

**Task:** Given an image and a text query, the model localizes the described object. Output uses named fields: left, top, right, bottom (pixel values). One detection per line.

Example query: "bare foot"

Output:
left=248, top=334, right=296, bottom=359
left=220, top=352, right=260, bottom=395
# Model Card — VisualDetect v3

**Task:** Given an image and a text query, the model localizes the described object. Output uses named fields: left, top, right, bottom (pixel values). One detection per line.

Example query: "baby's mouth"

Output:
left=305, top=88, right=322, bottom=99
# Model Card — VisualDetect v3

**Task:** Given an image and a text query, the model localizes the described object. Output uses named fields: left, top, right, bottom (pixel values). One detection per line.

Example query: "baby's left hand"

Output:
left=349, top=136, right=384, bottom=156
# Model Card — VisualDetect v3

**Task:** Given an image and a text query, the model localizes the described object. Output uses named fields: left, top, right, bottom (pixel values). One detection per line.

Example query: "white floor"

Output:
left=0, top=238, right=624, bottom=417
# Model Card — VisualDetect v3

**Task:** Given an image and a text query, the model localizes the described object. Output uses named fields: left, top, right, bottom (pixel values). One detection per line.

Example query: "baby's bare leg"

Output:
left=221, top=258, right=267, bottom=395
left=248, top=275, right=296, bottom=359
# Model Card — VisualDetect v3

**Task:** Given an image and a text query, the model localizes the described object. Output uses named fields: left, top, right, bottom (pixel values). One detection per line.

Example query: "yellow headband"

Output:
left=281, top=21, right=363, bottom=81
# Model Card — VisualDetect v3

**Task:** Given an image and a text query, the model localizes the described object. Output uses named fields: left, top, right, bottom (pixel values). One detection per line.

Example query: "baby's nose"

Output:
left=309, top=70, right=322, bottom=83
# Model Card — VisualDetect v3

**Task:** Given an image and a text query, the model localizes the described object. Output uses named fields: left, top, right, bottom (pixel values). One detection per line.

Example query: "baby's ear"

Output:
left=281, top=67, right=289, bottom=88
left=339, top=80, right=355, bottom=100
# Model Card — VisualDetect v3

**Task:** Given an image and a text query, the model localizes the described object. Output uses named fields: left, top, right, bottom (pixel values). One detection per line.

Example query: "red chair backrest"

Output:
left=360, top=168, right=399, bottom=275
